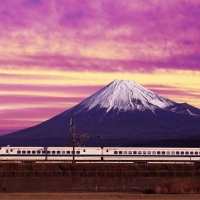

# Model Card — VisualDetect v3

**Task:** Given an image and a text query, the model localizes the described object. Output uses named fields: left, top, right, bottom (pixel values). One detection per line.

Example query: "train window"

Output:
left=124, top=151, right=127, bottom=154
left=195, top=152, right=198, bottom=155
left=6, top=150, right=8, bottom=153
left=17, top=151, right=21, bottom=154
left=176, top=151, right=179, bottom=155
left=37, top=151, right=41, bottom=154
left=138, top=151, right=141, bottom=154
left=42, top=151, right=46, bottom=154
left=11, top=149, right=13, bottom=152
left=67, top=151, right=70, bottom=154
left=76, top=151, right=80, bottom=154
left=22, top=151, right=26, bottom=154
left=32, top=151, right=36, bottom=154
left=119, top=151, right=122, bottom=154
left=128, top=151, right=132, bottom=154
left=27, top=151, right=31, bottom=154
left=57, top=151, right=60, bottom=154
left=147, top=151, right=151, bottom=154
left=162, top=151, right=165, bottom=155
left=157, top=151, right=160, bottom=154
left=133, top=151, right=137, bottom=154
left=171, top=151, right=175, bottom=155
left=185, top=151, right=189, bottom=155
left=52, top=151, right=55, bottom=154
left=62, top=151, right=65, bottom=154
left=166, top=151, right=170, bottom=154
left=47, top=151, right=50, bottom=154
left=152, top=151, right=156, bottom=154
left=114, top=151, right=118, bottom=154
left=106, top=150, right=109, bottom=152
left=143, top=151, right=146, bottom=154
left=190, top=152, right=193, bottom=155
left=83, top=149, right=86, bottom=152
left=181, top=151, right=184, bottom=155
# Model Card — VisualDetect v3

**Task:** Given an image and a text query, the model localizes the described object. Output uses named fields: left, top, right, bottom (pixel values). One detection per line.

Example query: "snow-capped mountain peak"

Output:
left=2, top=79, right=200, bottom=147
left=78, top=79, right=176, bottom=112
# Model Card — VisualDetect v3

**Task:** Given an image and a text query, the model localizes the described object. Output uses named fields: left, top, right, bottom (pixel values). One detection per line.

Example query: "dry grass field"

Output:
left=1, top=163, right=200, bottom=195
left=1, top=193, right=200, bottom=200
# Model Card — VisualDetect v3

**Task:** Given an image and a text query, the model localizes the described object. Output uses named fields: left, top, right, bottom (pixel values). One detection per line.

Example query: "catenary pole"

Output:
left=70, top=113, right=75, bottom=165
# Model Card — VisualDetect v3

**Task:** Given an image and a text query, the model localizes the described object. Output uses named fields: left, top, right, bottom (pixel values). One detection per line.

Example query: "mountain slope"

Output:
left=1, top=80, right=200, bottom=147
left=170, top=103, right=200, bottom=116
left=76, top=80, right=176, bottom=112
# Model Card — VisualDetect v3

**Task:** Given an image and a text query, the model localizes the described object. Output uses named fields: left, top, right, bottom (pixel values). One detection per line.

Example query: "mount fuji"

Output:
left=77, top=80, right=176, bottom=113
left=1, top=80, right=200, bottom=147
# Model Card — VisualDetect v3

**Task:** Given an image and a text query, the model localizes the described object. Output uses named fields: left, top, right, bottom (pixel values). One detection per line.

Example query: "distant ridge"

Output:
left=1, top=79, right=200, bottom=147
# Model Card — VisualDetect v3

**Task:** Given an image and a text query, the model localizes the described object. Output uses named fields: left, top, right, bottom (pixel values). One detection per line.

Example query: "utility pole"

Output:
left=70, top=113, right=75, bottom=165
left=77, top=132, right=83, bottom=147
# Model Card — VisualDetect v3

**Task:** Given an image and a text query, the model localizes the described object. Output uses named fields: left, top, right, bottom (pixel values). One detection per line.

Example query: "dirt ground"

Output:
left=1, top=192, right=200, bottom=200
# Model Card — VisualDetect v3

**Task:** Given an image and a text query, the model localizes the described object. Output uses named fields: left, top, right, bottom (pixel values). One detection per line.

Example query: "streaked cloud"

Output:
left=0, top=0, right=200, bottom=71
left=0, top=0, right=200, bottom=133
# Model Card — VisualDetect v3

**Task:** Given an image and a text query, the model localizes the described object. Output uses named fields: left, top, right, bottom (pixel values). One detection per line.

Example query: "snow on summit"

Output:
left=78, top=80, right=176, bottom=112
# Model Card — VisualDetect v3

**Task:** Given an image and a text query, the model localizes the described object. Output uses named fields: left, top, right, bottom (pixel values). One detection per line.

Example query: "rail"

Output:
left=0, top=171, right=200, bottom=177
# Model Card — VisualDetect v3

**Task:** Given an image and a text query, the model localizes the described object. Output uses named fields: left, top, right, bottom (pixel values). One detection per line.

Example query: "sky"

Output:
left=0, top=0, right=200, bottom=135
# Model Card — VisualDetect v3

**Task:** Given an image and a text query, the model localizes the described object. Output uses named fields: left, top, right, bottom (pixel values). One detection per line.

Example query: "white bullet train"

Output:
left=1, top=146, right=200, bottom=163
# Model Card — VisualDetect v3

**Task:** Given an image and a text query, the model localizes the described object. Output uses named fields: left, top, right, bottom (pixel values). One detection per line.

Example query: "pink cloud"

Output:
left=0, top=0, right=199, bottom=72
left=1, top=0, right=200, bottom=132
left=0, top=95, right=85, bottom=105
left=0, top=107, right=65, bottom=130
left=144, top=84, right=200, bottom=101
left=1, top=53, right=200, bottom=72
left=1, top=83, right=103, bottom=94
left=0, top=107, right=65, bottom=119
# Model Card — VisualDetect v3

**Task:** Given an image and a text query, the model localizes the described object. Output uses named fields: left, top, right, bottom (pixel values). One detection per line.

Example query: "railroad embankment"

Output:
left=0, top=162, right=199, bottom=172
left=0, top=163, right=200, bottom=193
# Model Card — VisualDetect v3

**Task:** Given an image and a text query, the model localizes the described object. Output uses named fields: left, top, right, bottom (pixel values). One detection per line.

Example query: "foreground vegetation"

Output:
left=1, top=163, right=200, bottom=193
left=0, top=162, right=199, bottom=172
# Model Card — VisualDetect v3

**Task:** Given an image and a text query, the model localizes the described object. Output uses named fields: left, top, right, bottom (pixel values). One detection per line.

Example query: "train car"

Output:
left=0, top=146, right=102, bottom=162
left=102, top=147, right=200, bottom=163
left=1, top=146, right=200, bottom=163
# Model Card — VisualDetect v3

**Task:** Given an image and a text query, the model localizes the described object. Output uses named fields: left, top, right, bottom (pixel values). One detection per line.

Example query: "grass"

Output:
left=0, top=163, right=199, bottom=172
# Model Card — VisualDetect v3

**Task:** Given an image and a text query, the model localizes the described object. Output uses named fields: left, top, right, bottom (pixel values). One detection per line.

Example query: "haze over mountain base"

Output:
left=1, top=80, right=200, bottom=147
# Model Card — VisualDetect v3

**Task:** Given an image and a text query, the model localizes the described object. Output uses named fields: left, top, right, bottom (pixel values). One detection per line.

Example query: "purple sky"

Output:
left=0, top=0, right=200, bottom=134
